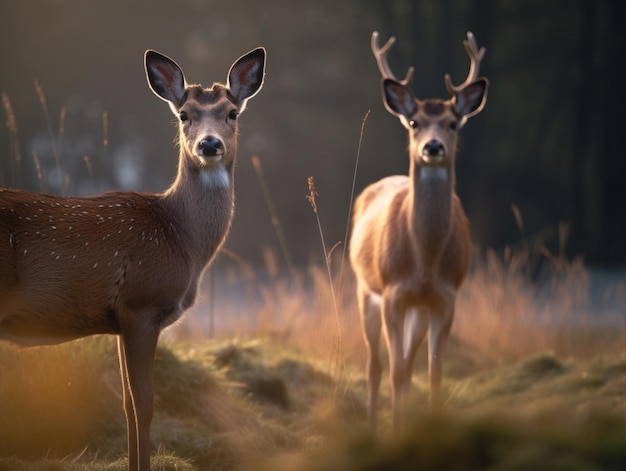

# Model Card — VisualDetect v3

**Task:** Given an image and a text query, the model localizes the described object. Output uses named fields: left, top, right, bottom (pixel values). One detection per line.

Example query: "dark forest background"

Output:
left=1, top=0, right=625, bottom=268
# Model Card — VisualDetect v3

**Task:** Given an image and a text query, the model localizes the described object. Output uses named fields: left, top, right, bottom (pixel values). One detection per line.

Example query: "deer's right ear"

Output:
left=145, top=50, right=187, bottom=113
left=382, top=78, right=417, bottom=123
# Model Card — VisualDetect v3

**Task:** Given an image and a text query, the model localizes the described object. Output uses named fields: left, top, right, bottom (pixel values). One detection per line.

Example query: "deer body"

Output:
left=0, top=47, right=265, bottom=470
left=352, top=172, right=469, bottom=306
left=0, top=184, right=229, bottom=345
left=350, top=32, right=487, bottom=429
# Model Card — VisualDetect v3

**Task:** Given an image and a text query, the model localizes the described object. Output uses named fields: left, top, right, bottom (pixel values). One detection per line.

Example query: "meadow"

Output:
left=1, top=247, right=625, bottom=471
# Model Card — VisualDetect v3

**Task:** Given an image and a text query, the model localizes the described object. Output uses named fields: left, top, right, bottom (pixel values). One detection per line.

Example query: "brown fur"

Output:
left=0, top=47, right=265, bottom=471
left=352, top=31, right=488, bottom=430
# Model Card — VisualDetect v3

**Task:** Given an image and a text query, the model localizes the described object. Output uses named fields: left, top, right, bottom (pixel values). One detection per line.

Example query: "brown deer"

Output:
left=0, top=46, right=266, bottom=470
left=349, top=31, right=488, bottom=429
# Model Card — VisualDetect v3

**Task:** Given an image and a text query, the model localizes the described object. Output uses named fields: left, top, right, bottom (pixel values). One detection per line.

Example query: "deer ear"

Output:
left=145, top=50, right=187, bottom=113
left=453, top=78, right=488, bottom=123
left=382, top=79, right=417, bottom=122
left=227, top=47, right=266, bottom=113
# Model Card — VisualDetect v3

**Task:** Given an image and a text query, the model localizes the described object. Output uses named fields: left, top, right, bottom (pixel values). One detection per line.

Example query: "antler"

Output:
left=444, top=32, right=486, bottom=95
left=371, top=31, right=414, bottom=86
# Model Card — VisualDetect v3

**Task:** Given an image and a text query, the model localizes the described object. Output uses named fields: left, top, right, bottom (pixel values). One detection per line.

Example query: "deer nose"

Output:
left=422, top=139, right=445, bottom=163
left=198, top=137, right=223, bottom=157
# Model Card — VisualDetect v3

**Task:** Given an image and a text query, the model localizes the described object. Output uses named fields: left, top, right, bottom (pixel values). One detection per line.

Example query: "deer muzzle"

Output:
left=421, top=139, right=445, bottom=165
left=198, top=137, right=224, bottom=158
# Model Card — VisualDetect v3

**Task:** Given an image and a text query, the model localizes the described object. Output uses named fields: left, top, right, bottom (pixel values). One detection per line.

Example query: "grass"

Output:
left=1, top=250, right=625, bottom=470
left=2, top=337, right=626, bottom=470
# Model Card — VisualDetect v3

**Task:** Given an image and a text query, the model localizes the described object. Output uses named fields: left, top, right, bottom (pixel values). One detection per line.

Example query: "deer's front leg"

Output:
left=358, top=287, right=382, bottom=429
left=382, top=292, right=411, bottom=430
left=402, top=307, right=429, bottom=382
left=118, top=338, right=139, bottom=470
left=119, top=313, right=160, bottom=471
left=428, top=299, right=454, bottom=411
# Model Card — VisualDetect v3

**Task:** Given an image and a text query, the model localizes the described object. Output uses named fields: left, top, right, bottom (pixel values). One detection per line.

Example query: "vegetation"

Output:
left=1, top=250, right=625, bottom=471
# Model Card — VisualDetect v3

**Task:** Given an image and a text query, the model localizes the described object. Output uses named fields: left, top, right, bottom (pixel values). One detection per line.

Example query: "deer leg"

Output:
left=117, top=337, right=139, bottom=470
left=428, top=302, right=454, bottom=411
left=402, top=308, right=429, bottom=381
left=358, top=288, right=382, bottom=429
left=382, top=294, right=409, bottom=430
left=119, top=316, right=160, bottom=471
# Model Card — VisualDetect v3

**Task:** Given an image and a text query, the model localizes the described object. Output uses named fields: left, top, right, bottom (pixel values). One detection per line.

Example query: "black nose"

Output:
left=198, top=137, right=222, bottom=156
left=423, top=139, right=444, bottom=157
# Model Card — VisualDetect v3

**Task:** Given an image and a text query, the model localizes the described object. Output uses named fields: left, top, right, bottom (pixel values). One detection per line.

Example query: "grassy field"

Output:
left=1, top=249, right=625, bottom=471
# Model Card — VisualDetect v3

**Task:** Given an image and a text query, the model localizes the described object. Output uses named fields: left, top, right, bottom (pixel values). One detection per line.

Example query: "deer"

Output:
left=349, top=31, right=488, bottom=429
left=0, top=46, right=266, bottom=470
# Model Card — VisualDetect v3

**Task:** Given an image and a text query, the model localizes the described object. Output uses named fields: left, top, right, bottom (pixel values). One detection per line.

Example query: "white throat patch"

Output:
left=419, top=166, right=449, bottom=182
left=200, top=165, right=230, bottom=189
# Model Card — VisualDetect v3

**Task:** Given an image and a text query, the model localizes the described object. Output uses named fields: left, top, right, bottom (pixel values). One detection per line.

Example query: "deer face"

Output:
left=382, top=78, right=488, bottom=168
left=145, top=48, right=265, bottom=169
left=407, top=99, right=460, bottom=167
left=175, top=85, right=239, bottom=167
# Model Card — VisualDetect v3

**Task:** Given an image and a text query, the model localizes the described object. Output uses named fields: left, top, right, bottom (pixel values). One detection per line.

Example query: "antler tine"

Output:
left=371, top=31, right=414, bottom=86
left=445, top=31, right=486, bottom=95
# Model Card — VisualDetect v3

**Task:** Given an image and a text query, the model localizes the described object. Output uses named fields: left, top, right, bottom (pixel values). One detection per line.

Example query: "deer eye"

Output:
left=409, top=120, right=418, bottom=129
left=179, top=111, right=189, bottom=122
left=448, top=121, right=458, bottom=131
left=228, top=110, right=238, bottom=121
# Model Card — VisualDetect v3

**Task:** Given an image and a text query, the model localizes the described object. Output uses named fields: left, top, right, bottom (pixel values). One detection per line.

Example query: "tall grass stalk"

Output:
left=32, top=151, right=45, bottom=192
left=251, top=155, right=297, bottom=280
left=102, top=111, right=109, bottom=148
left=34, top=79, right=64, bottom=193
left=338, top=109, right=370, bottom=289
left=300, top=110, right=372, bottom=402
left=1, top=92, right=20, bottom=187
left=306, top=177, right=345, bottom=382
left=84, top=154, right=95, bottom=188
left=100, top=111, right=110, bottom=183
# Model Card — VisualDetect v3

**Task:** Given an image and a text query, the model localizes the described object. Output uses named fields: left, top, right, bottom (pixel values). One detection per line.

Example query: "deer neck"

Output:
left=162, top=149, right=236, bottom=264
left=408, top=158, right=454, bottom=279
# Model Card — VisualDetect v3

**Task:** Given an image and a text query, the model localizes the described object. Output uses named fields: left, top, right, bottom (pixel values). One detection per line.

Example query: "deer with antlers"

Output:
left=0, top=47, right=265, bottom=470
left=350, top=32, right=488, bottom=429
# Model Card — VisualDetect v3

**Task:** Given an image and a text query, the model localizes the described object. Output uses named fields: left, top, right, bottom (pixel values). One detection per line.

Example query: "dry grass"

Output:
left=170, top=244, right=626, bottom=378
left=456, top=249, right=626, bottom=364
left=2, top=250, right=626, bottom=469
left=6, top=337, right=626, bottom=471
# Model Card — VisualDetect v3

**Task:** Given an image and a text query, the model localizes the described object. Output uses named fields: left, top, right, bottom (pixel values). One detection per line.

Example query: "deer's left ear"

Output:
left=227, top=47, right=266, bottom=113
left=453, top=78, right=489, bottom=124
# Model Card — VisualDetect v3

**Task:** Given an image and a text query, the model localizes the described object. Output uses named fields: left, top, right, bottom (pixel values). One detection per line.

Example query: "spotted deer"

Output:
left=350, top=32, right=488, bottom=429
left=0, top=46, right=266, bottom=470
